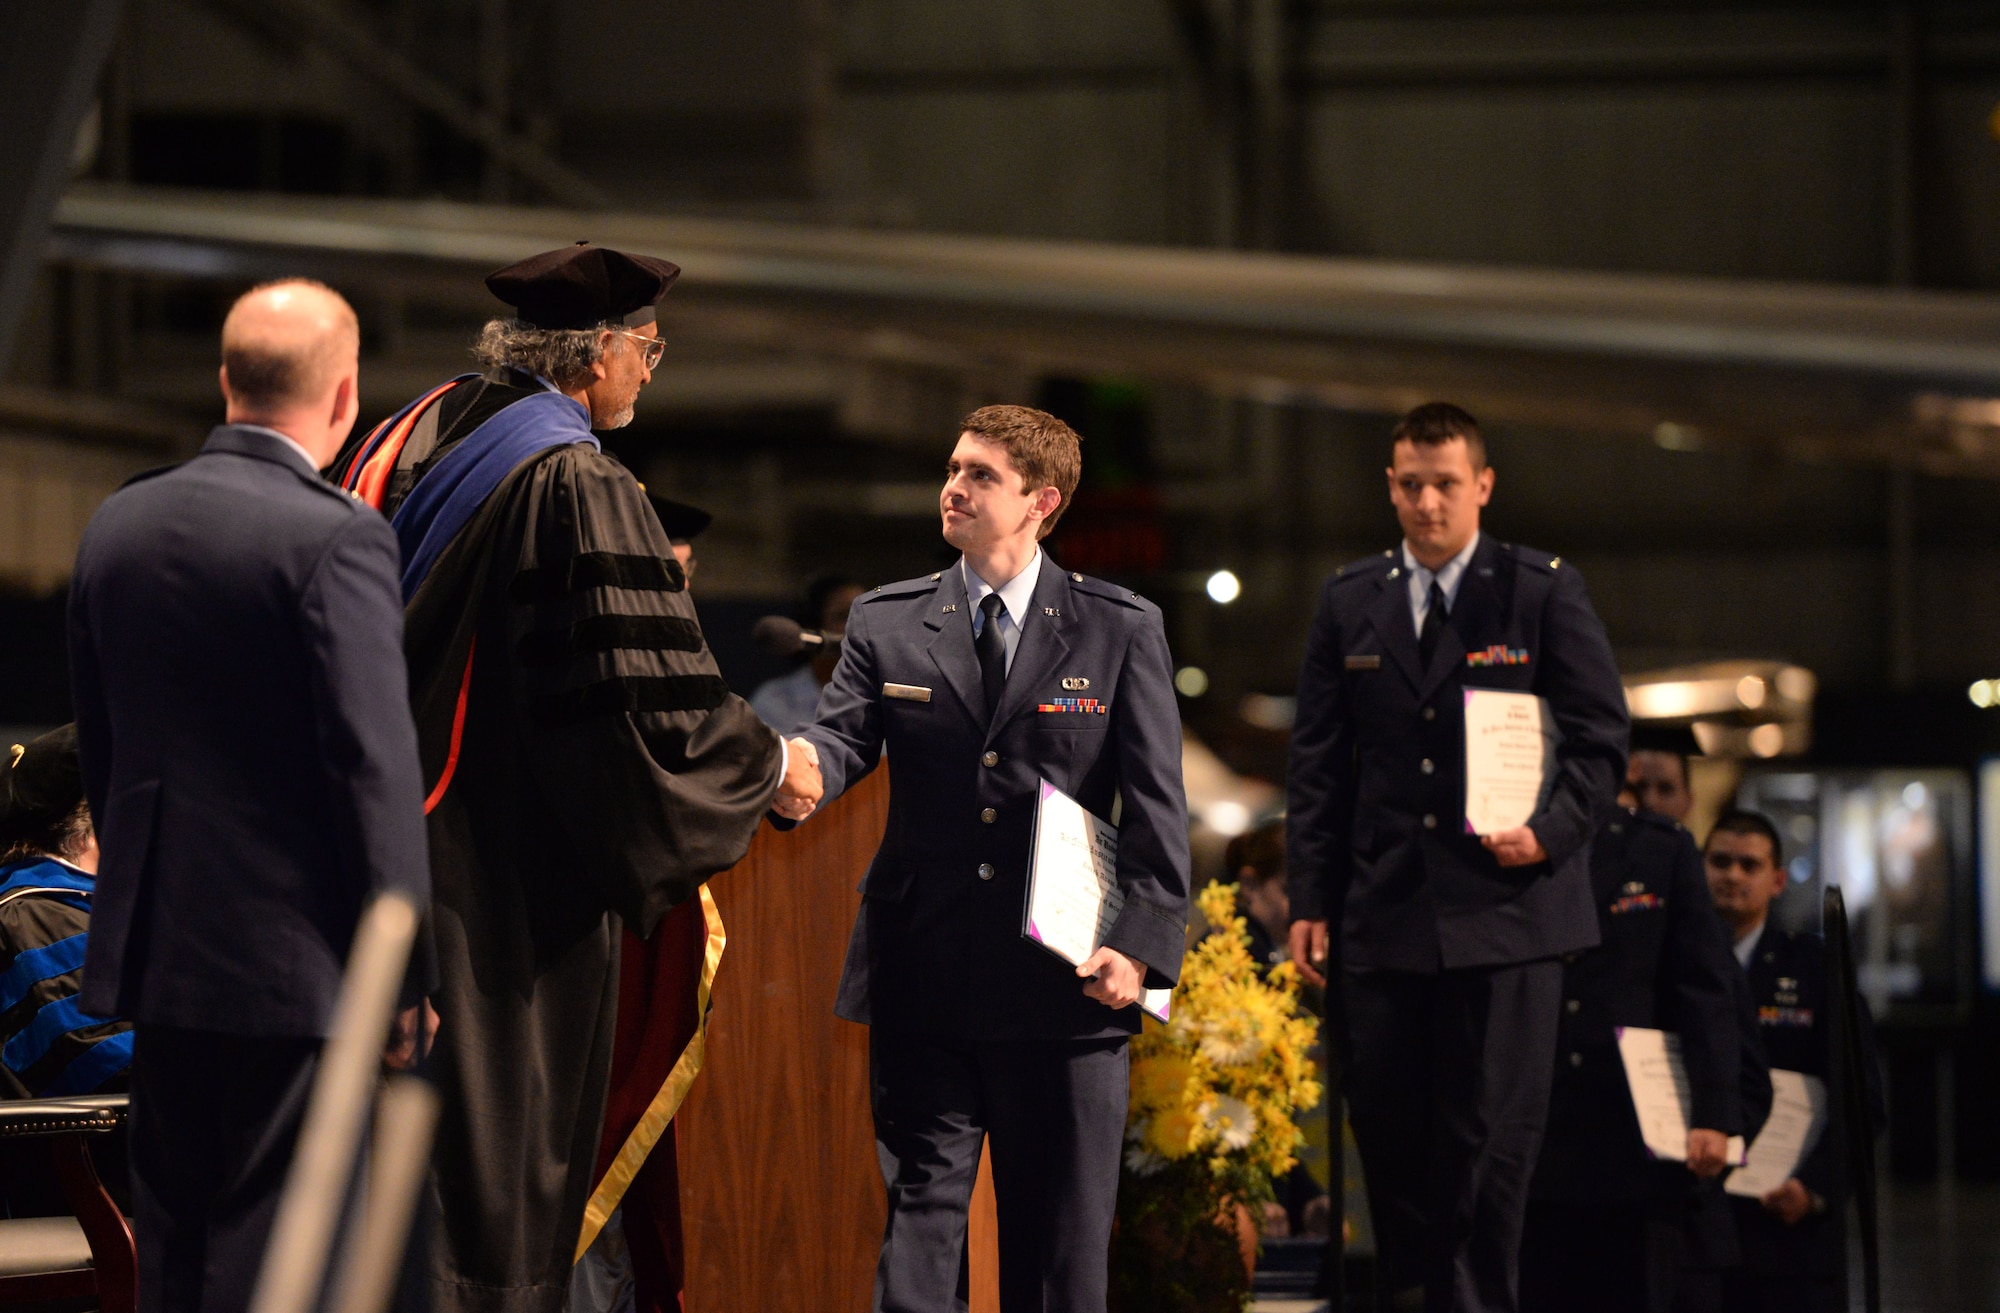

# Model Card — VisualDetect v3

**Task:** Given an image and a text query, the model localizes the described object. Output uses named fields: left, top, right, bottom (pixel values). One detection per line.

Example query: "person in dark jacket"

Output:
left=0, top=724, right=130, bottom=1101
left=68, top=280, right=430, bottom=1313
left=1286, top=403, right=1629, bottom=1313
left=783, top=404, right=1190, bottom=1313
left=1704, top=810, right=1882, bottom=1313
left=1518, top=806, right=1746, bottom=1313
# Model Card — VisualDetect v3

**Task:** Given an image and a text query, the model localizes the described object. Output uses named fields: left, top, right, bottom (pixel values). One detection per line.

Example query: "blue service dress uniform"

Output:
left=69, top=425, right=429, bottom=1313
left=1518, top=809, right=1753, bottom=1313
left=1722, top=928, right=1883, bottom=1313
left=795, top=558, right=1190, bottom=1313
left=1286, top=535, right=1628, bottom=1313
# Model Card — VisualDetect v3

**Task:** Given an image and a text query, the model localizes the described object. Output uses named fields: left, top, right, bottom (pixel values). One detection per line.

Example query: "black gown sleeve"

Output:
left=506, top=448, right=784, bottom=936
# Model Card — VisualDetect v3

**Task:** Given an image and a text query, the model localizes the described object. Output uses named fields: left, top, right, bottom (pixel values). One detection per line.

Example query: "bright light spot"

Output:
left=1205, top=570, right=1242, bottom=604
left=1653, top=422, right=1702, bottom=451
left=1203, top=800, right=1253, bottom=837
left=1748, top=723, right=1785, bottom=758
left=1971, top=680, right=1997, bottom=709
left=1775, top=666, right=1816, bottom=702
left=1239, top=693, right=1297, bottom=731
left=1902, top=781, right=1928, bottom=810
left=1736, top=675, right=1767, bottom=710
left=1174, top=666, right=1210, bottom=698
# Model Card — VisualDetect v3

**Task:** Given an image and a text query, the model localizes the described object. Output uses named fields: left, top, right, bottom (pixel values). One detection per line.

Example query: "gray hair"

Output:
left=473, top=318, right=610, bottom=391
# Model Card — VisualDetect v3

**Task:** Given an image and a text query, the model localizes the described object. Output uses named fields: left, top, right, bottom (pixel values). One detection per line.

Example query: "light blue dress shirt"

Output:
left=964, top=549, right=1044, bottom=675
left=1403, top=530, right=1481, bottom=633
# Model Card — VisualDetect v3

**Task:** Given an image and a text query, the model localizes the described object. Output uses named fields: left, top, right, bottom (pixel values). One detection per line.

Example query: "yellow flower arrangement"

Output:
left=1112, top=880, right=1323, bottom=1311
left=1125, top=880, right=1321, bottom=1185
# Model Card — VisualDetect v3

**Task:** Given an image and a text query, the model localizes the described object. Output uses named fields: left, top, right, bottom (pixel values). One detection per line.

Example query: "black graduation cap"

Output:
left=648, top=494, right=712, bottom=543
left=485, top=242, right=681, bottom=331
left=1629, top=724, right=1703, bottom=758
left=0, top=724, right=82, bottom=847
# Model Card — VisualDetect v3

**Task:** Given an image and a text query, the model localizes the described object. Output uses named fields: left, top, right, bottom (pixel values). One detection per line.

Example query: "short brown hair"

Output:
left=1391, top=402, right=1485, bottom=469
left=958, top=404, right=1083, bottom=539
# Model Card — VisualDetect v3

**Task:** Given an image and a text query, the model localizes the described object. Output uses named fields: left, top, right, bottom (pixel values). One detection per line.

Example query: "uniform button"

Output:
left=977, top=863, right=995, bottom=881
left=1422, top=814, right=1437, bottom=830
left=1566, top=999, right=1580, bottom=1014
left=1569, top=1052, right=1583, bottom=1068
left=982, top=751, right=999, bottom=767
left=981, top=808, right=997, bottom=824
left=1421, top=706, right=1436, bottom=722
left=1420, top=758, right=1435, bottom=775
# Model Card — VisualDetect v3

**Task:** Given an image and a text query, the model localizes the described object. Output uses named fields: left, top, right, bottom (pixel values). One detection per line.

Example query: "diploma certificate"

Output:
left=1725, top=1069, right=1828, bottom=1198
left=1616, top=1026, right=1747, bottom=1166
left=1024, top=779, right=1172, bottom=1022
left=1462, top=688, right=1558, bottom=836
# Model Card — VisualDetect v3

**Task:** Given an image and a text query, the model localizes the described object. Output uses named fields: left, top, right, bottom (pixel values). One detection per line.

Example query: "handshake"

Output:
left=772, top=736, right=823, bottom=821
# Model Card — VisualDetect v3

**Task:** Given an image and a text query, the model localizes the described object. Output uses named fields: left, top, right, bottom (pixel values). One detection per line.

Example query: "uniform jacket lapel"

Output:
left=1366, top=567, right=1425, bottom=692
left=924, top=567, right=984, bottom=727
left=1419, top=535, right=1504, bottom=701
left=987, top=562, right=1072, bottom=743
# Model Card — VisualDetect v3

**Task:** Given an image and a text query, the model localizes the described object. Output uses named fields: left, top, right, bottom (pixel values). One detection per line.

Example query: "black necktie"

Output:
left=976, top=592, right=1008, bottom=718
left=1419, top=581, right=1448, bottom=666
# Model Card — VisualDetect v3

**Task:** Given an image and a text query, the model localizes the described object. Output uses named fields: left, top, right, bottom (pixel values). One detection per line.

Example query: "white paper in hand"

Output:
left=1462, top=689, right=1558, bottom=836
left=1024, top=779, right=1172, bottom=1022
left=1616, top=1026, right=1747, bottom=1165
left=1725, top=1069, right=1828, bottom=1198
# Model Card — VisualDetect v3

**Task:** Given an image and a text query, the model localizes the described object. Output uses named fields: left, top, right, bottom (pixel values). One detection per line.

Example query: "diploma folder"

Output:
left=1615, top=1026, right=1747, bottom=1166
left=1462, top=688, right=1560, bottom=836
left=1024, top=779, right=1173, bottom=1023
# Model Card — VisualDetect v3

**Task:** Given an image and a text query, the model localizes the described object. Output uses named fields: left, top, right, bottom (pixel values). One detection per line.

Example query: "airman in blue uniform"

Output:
left=1287, top=404, right=1629, bottom=1313
left=783, top=405, right=1190, bottom=1313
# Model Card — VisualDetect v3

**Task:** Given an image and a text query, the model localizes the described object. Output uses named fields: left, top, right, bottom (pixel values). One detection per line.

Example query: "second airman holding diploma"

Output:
left=1285, top=403, right=1629, bottom=1313
left=774, top=404, right=1190, bottom=1313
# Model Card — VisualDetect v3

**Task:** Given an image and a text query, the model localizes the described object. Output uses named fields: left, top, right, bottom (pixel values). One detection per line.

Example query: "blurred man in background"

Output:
left=1519, top=799, right=1748, bottom=1313
left=1287, top=403, right=1629, bottom=1313
left=751, top=573, right=866, bottom=734
left=1704, top=811, right=1881, bottom=1313
left=1626, top=728, right=1697, bottom=825
left=70, top=279, right=429, bottom=1313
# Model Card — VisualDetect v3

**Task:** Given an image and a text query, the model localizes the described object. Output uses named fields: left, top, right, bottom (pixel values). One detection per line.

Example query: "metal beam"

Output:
left=0, top=0, right=125, bottom=375
left=199, top=0, right=608, bottom=209
left=42, top=183, right=2000, bottom=474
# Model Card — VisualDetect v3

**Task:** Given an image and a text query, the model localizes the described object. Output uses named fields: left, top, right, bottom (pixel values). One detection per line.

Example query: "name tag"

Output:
left=1344, top=654, right=1381, bottom=671
left=883, top=683, right=932, bottom=702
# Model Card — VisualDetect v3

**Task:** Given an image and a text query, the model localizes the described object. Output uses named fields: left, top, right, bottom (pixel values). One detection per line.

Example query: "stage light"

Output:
left=1203, top=800, right=1253, bottom=837
left=1205, top=570, right=1241, bottom=604
left=1970, top=680, right=1997, bottom=709
left=1175, top=666, right=1210, bottom=697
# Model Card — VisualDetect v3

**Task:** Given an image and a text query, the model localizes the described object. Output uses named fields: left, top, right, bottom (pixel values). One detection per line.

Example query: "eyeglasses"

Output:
left=1704, top=852, right=1772, bottom=874
left=611, top=329, right=666, bottom=370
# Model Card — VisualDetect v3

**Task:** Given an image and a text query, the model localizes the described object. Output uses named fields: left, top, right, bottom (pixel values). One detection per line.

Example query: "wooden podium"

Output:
left=677, top=768, right=999, bottom=1312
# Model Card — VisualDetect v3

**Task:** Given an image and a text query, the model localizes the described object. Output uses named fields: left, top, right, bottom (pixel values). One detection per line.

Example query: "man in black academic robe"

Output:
left=332, top=244, right=821, bottom=1313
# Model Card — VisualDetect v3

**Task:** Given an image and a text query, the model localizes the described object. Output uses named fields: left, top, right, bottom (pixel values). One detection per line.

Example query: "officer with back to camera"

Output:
left=1286, top=403, right=1629, bottom=1313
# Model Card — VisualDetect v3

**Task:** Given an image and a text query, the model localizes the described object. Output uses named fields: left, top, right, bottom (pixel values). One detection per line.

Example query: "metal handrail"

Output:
left=246, top=892, right=422, bottom=1313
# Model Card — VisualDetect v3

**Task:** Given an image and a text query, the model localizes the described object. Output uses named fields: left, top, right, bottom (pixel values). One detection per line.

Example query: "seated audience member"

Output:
left=0, top=724, right=132, bottom=1100
left=647, top=493, right=710, bottom=588
left=1519, top=793, right=1747, bottom=1313
left=1704, top=810, right=1883, bottom=1313
left=750, top=574, right=866, bottom=735
left=1225, top=819, right=1291, bottom=971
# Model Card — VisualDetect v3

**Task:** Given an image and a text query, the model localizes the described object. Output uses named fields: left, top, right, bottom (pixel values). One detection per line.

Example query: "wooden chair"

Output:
left=0, top=1093, right=136, bottom=1313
